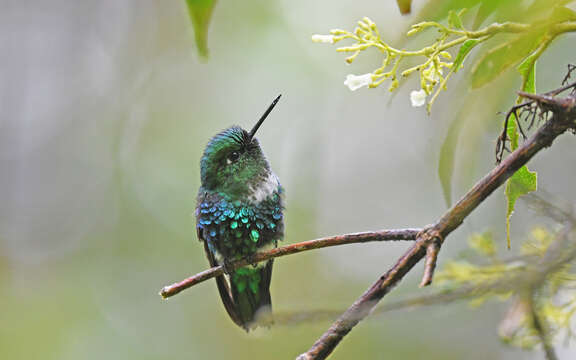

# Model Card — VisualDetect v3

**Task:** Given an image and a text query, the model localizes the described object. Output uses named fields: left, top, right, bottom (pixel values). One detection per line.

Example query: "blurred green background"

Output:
left=1, top=0, right=575, bottom=359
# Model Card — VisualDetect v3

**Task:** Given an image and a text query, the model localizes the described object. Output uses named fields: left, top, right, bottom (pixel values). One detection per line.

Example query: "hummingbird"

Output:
left=195, top=95, right=284, bottom=330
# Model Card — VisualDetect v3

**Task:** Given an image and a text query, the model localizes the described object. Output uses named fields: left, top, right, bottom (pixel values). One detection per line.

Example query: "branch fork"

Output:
left=418, top=227, right=444, bottom=287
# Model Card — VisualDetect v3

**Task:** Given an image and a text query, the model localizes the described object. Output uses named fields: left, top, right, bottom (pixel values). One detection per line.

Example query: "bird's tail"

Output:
left=229, top=260, right=274, bottom=330
left=203, top=241, right=244, bottom=328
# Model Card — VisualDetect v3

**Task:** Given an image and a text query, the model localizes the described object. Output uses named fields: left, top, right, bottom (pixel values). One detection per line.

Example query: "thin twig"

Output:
left=273, top=282, right=507, bottom=327
left=562, top=64, right=576, bottom=87
left=495, top=80, right=576, bottom=164
left=531, top=306, right=558, bottom=360
left=529, top=295, right=558, bottom=360
left=298, top=90, right=576, bottom=359
left=523, top=192, right=574, bottom=224
left=532, top=313, right=559, bottom=360
left=420, top=239, right=441, bottom=287
left=159, top=228, right=420, bottom=298
left=275, top=265, right=528, bottom=327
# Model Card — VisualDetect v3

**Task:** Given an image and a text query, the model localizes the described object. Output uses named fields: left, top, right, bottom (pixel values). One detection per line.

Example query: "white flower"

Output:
left=311, top=34, right=335, bottom=44
left=424, top=65, right=443, bottom=82
left=430, top=70, right=441, bottom=82
left=431, top=67, right=443, bottom=82
left=344, top=73, right=373, bottom=91
left=410, top=89, right=427, bottom=107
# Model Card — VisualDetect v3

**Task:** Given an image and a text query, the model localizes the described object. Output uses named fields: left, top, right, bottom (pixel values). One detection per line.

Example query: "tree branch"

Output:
left=159, top=228, right=420, bottom=299
left=297, top=90, right=576, bottom=359
left=529, top=295, right=558, bottom=360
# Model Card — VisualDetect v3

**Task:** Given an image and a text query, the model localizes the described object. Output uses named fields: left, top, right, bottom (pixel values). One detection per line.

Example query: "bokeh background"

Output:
left=1, top=0, right=575, bottom=359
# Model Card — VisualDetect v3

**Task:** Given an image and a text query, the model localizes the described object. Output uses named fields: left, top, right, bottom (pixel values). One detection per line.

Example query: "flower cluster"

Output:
left=311, top=14, right=470, bottom=110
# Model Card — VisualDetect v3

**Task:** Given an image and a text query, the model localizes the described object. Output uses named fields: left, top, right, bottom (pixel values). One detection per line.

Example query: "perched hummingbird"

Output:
left=195, top=95, right=284, bottom=330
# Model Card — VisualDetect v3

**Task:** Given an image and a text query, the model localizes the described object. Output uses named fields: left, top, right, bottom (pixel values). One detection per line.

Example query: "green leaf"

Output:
left=416, top=0, right=481, bottom=23
left=506, top=111, right=519, bottom=150
left=517, top=56, right=537, bottom=94
left=472, top=0, right=514, bottom=28
left=438, top=114, right=465, bottom=206
left=448, top=10, right=464, bottom=29
left=470, top=32, right=542, bottom=89
left=416, top=0, right=570, bottom=27
left=505, top=166, right=537, bottom=249
left=549, top=4, right=576, bottom=23
left=185, top=0, right=217, bottom=59
left=503, top=53, right=540, bottom=248
left=453, top=39, right=480, bottom=72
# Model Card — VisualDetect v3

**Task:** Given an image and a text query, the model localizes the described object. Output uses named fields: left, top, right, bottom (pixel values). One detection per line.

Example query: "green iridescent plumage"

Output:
left=195, top=96, right=283, bottom=330
left=197, top=190, right=283, bottom=260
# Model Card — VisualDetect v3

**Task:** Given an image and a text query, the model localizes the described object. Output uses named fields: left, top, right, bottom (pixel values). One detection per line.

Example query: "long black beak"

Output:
left=248, top=94, right=282, bottom=140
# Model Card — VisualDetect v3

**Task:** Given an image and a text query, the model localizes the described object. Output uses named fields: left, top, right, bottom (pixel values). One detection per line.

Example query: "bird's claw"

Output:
left=222, top=259, right=235, bottom=274
left=247, top=254, right=258, bottom=268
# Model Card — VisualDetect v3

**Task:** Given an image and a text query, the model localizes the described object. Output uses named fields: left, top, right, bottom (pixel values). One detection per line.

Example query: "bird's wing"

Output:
left=196, top=206, right=243, bottom=328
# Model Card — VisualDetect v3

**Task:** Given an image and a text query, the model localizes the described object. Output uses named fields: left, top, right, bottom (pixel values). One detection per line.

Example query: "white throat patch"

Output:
left=249, top=172, right=280, bottom=203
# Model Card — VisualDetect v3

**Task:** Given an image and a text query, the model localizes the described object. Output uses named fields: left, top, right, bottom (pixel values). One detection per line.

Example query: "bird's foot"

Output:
left=222, top=259, right=235, bottom=274
left=247, top=254, right=258, bottom=268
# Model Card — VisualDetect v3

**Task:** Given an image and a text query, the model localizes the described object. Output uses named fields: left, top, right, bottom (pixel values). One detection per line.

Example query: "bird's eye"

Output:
left=227, top=151, right=240, bottom=163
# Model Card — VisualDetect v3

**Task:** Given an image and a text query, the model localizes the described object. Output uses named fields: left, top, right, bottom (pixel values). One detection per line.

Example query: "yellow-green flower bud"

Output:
left=439, top=51, right=452, bottom=60
left=389, top=78, right=399, bottom=92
